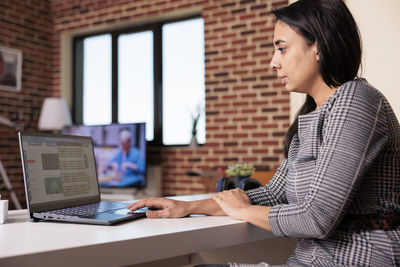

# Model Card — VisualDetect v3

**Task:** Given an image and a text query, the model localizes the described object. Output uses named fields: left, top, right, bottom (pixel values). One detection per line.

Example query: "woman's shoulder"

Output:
left=323, top=78, right=384, bottom=114
left=320, top=78, right=388, bottom=125
left=338, top=78, right=383, bottom=102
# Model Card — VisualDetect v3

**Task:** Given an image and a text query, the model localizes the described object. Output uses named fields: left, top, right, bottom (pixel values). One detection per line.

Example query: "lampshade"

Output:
left=38, top=98, right=72, bottom=131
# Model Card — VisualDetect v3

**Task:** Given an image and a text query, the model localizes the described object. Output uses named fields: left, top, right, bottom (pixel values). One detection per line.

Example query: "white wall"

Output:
left=290, top=0, right=400, bottom=121
left=346, top=0, right=400, bottom=119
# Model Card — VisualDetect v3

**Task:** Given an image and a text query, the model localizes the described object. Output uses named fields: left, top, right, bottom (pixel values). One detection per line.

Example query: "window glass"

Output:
left=83, top=34, right=112, bottom=125
left=118, top=31, right=154, bottom=141
left=76, top=17, right=205, bottom=146
left=162, top=18, right=205, bottom=145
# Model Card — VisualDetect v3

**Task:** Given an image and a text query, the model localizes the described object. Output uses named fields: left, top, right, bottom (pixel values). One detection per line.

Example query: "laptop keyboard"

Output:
left=49, top=202, right=127, bottom=217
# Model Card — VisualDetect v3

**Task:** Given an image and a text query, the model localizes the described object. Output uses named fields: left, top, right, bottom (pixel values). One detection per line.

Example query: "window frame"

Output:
left=72, top=14, right=203, bottom=147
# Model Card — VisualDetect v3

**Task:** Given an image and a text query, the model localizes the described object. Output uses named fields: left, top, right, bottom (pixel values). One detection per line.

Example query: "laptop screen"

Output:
left=19, top=133, right=101, bottom=213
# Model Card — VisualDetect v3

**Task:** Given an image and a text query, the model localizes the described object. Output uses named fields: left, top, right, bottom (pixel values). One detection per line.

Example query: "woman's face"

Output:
left=270, top=20, right=320, bottom=94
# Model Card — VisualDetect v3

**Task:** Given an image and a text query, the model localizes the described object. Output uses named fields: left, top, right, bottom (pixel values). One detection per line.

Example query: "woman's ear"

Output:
left=312, top=43, right=320, bottom=62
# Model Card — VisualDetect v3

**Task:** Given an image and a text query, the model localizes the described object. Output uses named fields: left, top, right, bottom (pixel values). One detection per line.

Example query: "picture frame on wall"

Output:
left=0, top=46, right=22, bottom=92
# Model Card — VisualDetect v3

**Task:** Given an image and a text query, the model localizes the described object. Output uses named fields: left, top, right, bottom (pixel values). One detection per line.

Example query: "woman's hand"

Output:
left=127, top=198, right=190, bottom=218
left=212, top=188, right=251, bottom=220
left=212, top=188, right=272, bottom=231
left=127, top=197, right=227, bottom=218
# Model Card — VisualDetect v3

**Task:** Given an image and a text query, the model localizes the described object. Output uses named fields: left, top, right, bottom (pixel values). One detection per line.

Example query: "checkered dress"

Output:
left=246, top=79, right=400, bottom=266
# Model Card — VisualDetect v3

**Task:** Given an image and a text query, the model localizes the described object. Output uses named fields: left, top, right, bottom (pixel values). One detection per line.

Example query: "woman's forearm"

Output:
left=240, top=205, right=272, bottom=231
left=186, top=198, right=226, bottom=216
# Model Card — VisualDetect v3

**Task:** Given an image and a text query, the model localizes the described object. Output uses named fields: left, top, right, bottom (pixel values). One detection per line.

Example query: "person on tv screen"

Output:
left=99, top=128, right=145, bottom=187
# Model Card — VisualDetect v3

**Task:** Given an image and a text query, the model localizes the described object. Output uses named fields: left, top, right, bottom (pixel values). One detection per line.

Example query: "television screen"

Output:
left=62, top=123, right=146, bottom=188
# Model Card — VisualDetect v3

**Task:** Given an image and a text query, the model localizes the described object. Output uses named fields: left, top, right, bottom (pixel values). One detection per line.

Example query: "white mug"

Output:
left=0, top=199, right=8, bottom=224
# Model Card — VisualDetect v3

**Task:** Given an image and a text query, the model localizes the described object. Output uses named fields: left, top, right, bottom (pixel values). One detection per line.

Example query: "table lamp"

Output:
left=38, top=97, right=72, bottom=132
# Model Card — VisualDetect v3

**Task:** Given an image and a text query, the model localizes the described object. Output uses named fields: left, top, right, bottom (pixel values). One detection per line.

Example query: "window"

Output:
left=83, top=34, right=112, bottom=125
left=162, top=19, right=205, bottom=145
left=73, top=17, right=205, bottom=146
left=118, top=31, right=154, bottom=141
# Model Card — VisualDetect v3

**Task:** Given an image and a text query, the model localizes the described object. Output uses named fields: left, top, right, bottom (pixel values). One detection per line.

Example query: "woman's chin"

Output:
left=285, top=85, right=304, bottom=94
left=284, top=85, right=295, bottom=92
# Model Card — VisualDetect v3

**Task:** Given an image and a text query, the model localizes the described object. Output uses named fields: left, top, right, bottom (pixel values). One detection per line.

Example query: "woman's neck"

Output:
left=309, top=79, right=338, bottom=110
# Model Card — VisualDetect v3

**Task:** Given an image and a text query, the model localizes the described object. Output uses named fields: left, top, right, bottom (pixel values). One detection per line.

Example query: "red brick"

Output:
left=231, top=39, right=247, bottom=45
left=252, top=116, right=269, bottom=121
left=251, top=19, right=267, bottom=26
left=223, top=157, right=239, bottom=162
left=252, top=133, right=269, bottom=138
left=242, top=108, right=257, bottom=113
left=204, top=142, right=220, bottom=148
left=233, top=149, right=247, bottom=154
left=221, top=17, right=236, bottom=23
left=214, top=150, right=229, bottom=155
left=262, top=140, right=279, bottom=146
left=215, top=133, right=229, bottom=138
left=252, top=149, right=269, bottom=154
left=233, top=70, right=249, bottom=75
left=214, top=103, right=229, bottom=108
left=222, top=32, right=236, bottom=39
left=223, top=125, right=237, bottom=130
left=223, top=109, right=238, bottom=115
left=222, top=63, right=237, bottom=69
left=206, top=157, right=220, bottom=163
left=223, top=142, right=238, bottom=147
left=233, top=85, right=248, bottom=91
left=241, top=45, right=257, bottom=52
left=241, top=93, right=257, bottom=98
left=233, top=133, right=248, bottom=138
left=213, top=10, right=228, bottom=17
left=232, top=101, right=248, bottom=106
left=272, top=99, right=290, bottom=104
left=214, top=41, right=228, bottom=47
left=240, top=61, right=257, bottom=67
left=232, top=54, right=248, bottom=60
left=222, top=94, right=237, bottom=100
left=261, top=124, right=279, bottom=129
left=242, top=125, right=257, bottom=130
left=243, top=141, right=258, bottom=146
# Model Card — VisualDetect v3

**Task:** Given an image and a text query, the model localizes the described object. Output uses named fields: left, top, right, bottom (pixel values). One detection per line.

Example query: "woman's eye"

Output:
left=278, top=47, right=286, bottom=53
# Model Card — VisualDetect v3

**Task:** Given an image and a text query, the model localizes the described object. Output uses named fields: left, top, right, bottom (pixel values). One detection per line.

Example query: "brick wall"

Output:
left=0, top=0, right=53, bottom=209
left=50, top=0, right=289, bottom=196
left=0, top=0, right=290, bottom=209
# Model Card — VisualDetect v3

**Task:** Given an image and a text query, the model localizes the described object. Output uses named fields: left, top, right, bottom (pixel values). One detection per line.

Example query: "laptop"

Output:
left=18, top=132, right=147, bottom=225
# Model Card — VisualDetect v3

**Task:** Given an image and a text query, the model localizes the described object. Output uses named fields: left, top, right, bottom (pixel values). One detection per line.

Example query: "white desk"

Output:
left=0, top=194, right=280, bottom=267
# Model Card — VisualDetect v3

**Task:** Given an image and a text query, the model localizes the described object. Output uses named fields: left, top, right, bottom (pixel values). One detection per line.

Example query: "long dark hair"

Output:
left=272, top=0, right=362, bottom=158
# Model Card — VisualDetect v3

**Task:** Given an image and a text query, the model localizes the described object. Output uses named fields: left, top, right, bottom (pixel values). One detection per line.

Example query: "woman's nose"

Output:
left=269, top=52, right=280, bottom=70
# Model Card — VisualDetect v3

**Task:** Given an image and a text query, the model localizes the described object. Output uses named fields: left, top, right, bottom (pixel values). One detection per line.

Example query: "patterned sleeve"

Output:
left=268, top=81, right=389, bottom=239
left=246, top=158, right=288, bottom=206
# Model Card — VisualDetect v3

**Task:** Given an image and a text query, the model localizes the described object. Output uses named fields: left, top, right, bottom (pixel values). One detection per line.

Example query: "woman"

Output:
left=128, top=0, right=400, bottom=265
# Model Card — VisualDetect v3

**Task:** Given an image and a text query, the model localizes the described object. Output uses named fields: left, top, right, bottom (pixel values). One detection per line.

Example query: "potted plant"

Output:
left=217, top=163, right=262, bottom=192
left=226, top=163, right=255, bottom=184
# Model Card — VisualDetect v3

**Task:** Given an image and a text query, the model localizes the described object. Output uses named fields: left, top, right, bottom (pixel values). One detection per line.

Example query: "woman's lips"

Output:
left=280, top=76, right=287, bottom=85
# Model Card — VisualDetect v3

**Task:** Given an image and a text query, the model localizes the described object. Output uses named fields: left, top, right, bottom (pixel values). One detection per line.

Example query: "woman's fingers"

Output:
left=127, top=198, right=189, bottom=218
left=127, top=198, right=160, bottom=211
left=146, top=209, right=170, bottom=218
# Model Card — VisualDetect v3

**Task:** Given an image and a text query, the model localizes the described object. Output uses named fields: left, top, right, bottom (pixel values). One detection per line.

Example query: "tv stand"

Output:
left=100, top=165, right=162, bottom=201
